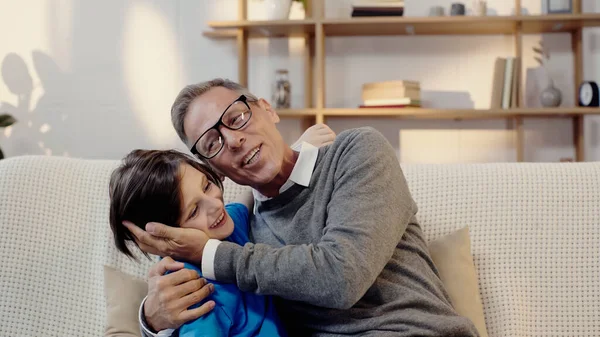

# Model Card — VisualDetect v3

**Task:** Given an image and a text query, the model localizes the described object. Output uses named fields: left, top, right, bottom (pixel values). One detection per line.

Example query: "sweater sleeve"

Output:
left=213, top=127, right=418, bottom=309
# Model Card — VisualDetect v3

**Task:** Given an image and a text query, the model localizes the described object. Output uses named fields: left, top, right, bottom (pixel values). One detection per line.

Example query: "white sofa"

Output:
left=0, top=155, right=599, bottom=337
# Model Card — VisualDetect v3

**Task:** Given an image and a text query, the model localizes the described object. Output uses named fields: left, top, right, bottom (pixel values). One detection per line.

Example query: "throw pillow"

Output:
left=104, top=265, right=147, bottom=337
left=428, top=226, right=489, bottom=337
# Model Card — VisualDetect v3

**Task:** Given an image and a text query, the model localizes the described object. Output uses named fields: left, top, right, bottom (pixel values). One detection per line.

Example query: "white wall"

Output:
left=0, top=0, right=599, bottom=162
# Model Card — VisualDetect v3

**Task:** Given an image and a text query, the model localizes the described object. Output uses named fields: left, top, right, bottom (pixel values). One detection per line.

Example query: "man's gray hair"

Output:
left=171, top=78, right=258, bottom=146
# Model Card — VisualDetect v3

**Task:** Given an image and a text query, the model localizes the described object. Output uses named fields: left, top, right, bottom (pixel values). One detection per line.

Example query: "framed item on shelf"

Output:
left=545, top=0, right=572, bottom=14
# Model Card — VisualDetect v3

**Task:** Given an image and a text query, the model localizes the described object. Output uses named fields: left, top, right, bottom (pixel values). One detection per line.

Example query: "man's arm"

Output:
left=212, top=128, right=417, bottom=309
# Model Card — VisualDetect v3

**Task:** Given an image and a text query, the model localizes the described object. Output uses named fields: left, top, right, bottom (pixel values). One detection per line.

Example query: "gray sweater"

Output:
left=214, top=127, right=479, bottom=336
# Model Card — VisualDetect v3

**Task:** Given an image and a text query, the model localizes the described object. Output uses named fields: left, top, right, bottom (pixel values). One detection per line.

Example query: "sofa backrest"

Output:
left=402, top=162, right=600, bottom=337
left=1, top=156, right=598, bottom=337
left=0, top=155, right=249, bottom=337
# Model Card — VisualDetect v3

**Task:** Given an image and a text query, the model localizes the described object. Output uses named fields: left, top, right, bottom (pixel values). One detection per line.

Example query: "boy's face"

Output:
left=177, top=163, right=234, bottom=240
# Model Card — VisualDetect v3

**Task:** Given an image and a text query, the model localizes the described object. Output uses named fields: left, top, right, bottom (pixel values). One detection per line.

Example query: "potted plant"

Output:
left=0, top=113, right=16, bottom=159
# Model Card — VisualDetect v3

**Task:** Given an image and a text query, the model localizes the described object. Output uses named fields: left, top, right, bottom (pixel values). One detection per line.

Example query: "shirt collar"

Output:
left=252, top=141, right=319, bottom=202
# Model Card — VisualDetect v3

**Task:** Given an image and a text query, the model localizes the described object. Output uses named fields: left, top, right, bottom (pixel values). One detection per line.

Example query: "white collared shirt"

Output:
left=202, top=141, right=319, bottom=280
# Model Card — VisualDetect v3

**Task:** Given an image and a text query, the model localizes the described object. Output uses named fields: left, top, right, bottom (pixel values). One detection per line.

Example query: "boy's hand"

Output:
left=292, top=123, right=336, bottom=148
left=123, top=221, right=208, bottom=264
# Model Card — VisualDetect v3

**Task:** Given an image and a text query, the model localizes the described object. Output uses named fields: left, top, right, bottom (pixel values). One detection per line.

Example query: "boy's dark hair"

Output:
left=108, top=149, right=223, bottom=260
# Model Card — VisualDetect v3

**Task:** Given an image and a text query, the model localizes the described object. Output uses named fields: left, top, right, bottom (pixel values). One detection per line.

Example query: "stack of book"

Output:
left=351, top=0, right=404, bottom=17
left=490, top=57, right=520, bottom=109
left=360, top=80, right=421, bottom=108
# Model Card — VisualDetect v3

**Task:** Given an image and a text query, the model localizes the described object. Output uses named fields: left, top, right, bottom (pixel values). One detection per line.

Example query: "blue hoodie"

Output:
left=174, top=203, right=287, bottom=337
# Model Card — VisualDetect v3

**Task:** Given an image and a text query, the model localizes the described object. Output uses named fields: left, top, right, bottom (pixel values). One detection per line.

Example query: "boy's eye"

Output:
left=204, top=181, right=212, bottom=192
left=189, top=206, right=198, bottom=220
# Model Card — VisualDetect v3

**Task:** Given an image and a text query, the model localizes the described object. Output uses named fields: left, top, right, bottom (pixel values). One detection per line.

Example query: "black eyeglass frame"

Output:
left=189, top=94, right=253, bottom=159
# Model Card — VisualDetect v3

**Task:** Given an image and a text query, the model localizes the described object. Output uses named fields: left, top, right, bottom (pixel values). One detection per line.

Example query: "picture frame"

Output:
left=544, top=0, right=572, bottom=14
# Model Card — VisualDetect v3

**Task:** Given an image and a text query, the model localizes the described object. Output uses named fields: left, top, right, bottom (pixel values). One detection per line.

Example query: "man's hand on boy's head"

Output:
left=122, top=221, right=208, bottom=264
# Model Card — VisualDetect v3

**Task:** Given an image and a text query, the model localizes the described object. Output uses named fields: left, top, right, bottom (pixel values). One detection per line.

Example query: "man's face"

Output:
left=184, top=87, right=286, bottom=188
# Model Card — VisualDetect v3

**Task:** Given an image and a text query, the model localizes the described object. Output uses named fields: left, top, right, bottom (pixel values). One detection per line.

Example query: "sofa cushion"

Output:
left=104, top=265, right=147, bottom=337
left=429, top=226, right=488, bottom=337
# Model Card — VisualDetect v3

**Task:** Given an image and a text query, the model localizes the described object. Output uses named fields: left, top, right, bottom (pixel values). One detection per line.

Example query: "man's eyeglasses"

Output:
left=189, top=95, right=253, bottom=159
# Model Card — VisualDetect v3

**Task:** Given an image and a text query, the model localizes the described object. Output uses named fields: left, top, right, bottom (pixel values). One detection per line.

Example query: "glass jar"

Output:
left=272, top=69, right=291, bottom=109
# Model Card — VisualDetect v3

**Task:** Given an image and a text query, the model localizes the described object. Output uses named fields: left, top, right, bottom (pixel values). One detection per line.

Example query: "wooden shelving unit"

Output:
left=204, top=0, right=600, bottom=162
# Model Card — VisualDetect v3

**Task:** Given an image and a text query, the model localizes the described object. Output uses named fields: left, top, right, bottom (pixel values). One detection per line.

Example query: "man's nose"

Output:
left=220, top=127, right=245, bottom=151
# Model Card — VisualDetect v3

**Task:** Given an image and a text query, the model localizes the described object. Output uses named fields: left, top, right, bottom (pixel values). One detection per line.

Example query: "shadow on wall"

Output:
left=1, top=51, right=73, bottom=157
left=0, top=1, right=185, bottom=160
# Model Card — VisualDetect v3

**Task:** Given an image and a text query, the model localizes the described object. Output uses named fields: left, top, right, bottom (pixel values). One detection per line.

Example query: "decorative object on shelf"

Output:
left=264, top=0, right=293, bottom=20
left=578, top=81, right=599, bottom=107
left=351, top=0, right=404, bottom=17
left=540, top=81, right=562, bottom=107
left=533, top=40, right=562, bottom=107
left=429, top=6, right=445, bottom=16
left=273, top=69, right=291, bottom=109
left=473, top=0, right=487, bottom=16
left=450, top=3, right=466, bottom=16
left=289, top=0, right=306, bottom=20
left=0, top=113, right=17, bottom=160
left=544, top=0, right=572, bottom=14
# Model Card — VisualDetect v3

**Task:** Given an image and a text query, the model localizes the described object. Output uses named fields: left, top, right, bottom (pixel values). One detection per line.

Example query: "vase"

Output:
left=272, top=69, right=291, bottom=109
left=540, top=78, right=562, bottom=107
left=264, top=0, right=293, bottom=20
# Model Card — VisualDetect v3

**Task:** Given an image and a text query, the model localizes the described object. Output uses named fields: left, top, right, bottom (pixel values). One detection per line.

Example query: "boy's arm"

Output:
left=291, top=123, right=336, bottom=149
left=176, top=263, right=233, bottom=337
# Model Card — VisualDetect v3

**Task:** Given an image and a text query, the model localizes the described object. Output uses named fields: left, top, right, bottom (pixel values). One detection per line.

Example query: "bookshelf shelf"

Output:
left=207, top=0, right=593, bottom=162
left=322, top=16, right=518, bottom=36
left=205, top=14, right=600, bottom=38
left=278, top=108, right=600, bottom=120
left=206, top=19, right=316, bottom=37
left=521, top=13, right=600, bottom=33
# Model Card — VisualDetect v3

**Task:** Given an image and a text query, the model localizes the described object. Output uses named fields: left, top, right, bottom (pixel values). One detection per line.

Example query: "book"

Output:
left=362, top=98, right=421, bottom=106
left=351, top=8, right=404, bottom=16
left=501, top=57, right=514, bottom=109
left=359, top=104, right=421, bottom=108
left=490, top=58, right=506, bottom=109
left=362, top=86, right=420, bottom=102
left=510, top=57, right=520, bottom=108
left=363, top=80, right=420, bottom=89
left=353, top=0, right=404, bottom=7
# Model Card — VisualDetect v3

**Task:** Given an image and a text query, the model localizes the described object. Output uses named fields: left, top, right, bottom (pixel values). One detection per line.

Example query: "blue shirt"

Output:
left=174, top=203, right=287, bottom=337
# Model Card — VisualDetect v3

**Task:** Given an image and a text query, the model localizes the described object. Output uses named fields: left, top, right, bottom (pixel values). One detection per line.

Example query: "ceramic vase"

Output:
left=540, top=78, right=562, bottom=107
left=264, top=0, right=293, bottom=20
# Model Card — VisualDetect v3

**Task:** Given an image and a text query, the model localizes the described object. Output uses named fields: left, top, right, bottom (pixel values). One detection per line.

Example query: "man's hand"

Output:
left=292, top=123, right=336, bottom=148
left=144, top=257, right=216, bottom=331
left=123, top=221, right=209, bottom=264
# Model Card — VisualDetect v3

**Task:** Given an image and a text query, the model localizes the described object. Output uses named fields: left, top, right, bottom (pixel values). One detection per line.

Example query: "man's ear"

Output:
left=257, top=98, right=280, bottom=123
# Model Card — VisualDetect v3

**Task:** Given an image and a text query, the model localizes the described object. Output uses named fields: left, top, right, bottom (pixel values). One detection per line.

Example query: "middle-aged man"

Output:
left=127, top=78, right=479, bottom=337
